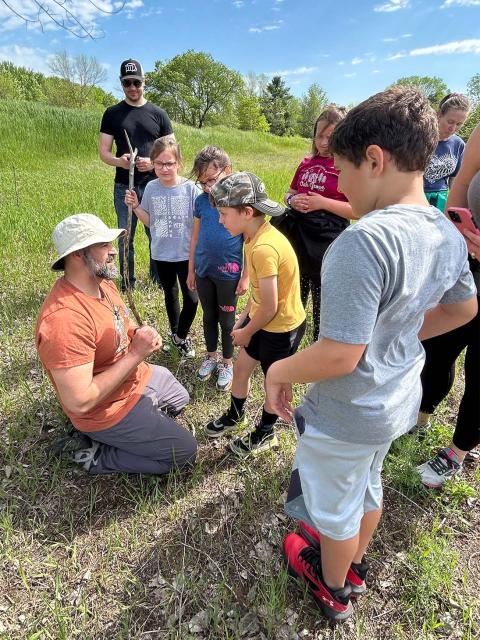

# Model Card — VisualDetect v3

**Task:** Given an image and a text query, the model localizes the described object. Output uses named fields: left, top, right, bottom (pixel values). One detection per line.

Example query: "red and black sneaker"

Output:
left=283, top=532, right=353, bottom=622
left=297, top=520, right=368, bottom=596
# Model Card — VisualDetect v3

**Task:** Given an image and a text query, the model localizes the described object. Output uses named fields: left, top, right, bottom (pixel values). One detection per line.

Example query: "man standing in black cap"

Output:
left=99, top=58, right=174, bottom=290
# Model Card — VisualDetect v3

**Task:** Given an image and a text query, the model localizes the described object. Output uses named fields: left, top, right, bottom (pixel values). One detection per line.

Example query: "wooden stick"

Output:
left=123, top=129, right=143, bottom=326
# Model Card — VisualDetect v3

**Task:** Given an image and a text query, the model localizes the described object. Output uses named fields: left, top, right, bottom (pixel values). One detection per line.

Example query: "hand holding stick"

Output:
left=123, top=129, right=143, bottom=326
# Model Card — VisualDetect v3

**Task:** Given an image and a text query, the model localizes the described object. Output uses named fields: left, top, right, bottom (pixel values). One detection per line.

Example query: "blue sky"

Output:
left=1, top=0, right=479, bottom=106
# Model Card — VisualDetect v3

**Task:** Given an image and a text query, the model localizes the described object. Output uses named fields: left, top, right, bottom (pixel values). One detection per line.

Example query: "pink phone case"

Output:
left=446, top=207, right=480, bottom=237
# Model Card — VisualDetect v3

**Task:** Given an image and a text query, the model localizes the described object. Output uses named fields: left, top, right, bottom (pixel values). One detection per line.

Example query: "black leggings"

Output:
left=300, top=273, right=321, bottom=342
left=153, top=260, right=198, bottom=340
left=195, top=275, right=238, bottom=359
left=420, top=301, right=480, bottom=452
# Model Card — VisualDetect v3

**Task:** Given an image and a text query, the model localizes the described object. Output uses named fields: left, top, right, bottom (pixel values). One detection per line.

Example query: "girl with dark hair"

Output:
left=279, top=105, right=353, bottom=341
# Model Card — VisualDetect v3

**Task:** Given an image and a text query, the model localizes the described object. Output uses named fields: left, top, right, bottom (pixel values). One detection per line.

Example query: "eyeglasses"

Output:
left=153, top=160, right=177, bottom=169
left=122, top=79, right=142, bottom=88
left=196, top=169, right=225, bottom=188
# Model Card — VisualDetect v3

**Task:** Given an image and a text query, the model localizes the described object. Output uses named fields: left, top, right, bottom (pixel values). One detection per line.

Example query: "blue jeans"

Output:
left=113, top=182, right=158, bottom=289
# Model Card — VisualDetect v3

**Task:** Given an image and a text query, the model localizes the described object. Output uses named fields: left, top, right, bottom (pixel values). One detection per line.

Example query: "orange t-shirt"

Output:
left=35, top=277, right=151, bottom=432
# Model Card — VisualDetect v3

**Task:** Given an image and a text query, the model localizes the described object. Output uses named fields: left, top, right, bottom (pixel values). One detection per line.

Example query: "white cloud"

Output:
left=411, top=38, right=480, bottom=55
left=266, top=65, right=317, bottom=77
left=0, top=0, right=143, bottom=37
left=382, top=37, right=398, bottom=42
left=337, top=61, right=345, bottom=66
left=233, top=0, right=245, bottom=7
left=351, top=57, right=363, bottom=64
left=0, top=44, right=52, bottom=73
left=249, top=20, right=283, bottom=33
left=374, top=0, right=409, bottom=12
left=344, top=72, right=356, bottom=78
left=402, top=32, right=412, bottom=37
left=372, top=69, right=381, bottom=73
left=442, top=0, right=480, bottom=5
left=388, top=38, right=480, bottom=60
left=387, top=51, right=408, bottom=60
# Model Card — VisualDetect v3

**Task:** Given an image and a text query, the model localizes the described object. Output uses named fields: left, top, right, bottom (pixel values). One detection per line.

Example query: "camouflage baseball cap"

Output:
left=209, top=172, right=285, bottom=217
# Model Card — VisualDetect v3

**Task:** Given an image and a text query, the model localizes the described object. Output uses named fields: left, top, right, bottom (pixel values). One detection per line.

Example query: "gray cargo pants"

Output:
left=87, top=365, right=197, bottom=475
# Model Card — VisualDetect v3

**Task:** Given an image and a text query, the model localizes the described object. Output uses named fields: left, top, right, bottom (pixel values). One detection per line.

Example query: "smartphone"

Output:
left=446, top=207, right=480, bottom=237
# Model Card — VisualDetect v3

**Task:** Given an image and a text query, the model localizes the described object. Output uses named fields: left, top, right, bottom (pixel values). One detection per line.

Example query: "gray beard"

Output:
left=82, top=252, right=118, bottom=280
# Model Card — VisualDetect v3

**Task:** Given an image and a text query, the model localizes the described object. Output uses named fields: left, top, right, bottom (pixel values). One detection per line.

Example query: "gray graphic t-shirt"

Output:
left=424, top=134, right=465, bottom=192
left=140, top=178, right=201, bottom=261
left=298, top=204, right=476, bottom=445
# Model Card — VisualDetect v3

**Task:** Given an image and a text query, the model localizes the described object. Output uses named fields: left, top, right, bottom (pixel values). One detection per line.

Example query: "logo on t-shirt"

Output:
left=299, top=167, right=328, bottom=193
left=424, top=153, right=457, bottom=184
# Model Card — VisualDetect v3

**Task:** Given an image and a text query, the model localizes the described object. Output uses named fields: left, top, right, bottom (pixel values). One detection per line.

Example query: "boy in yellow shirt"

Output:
left=205, top=172, right=306, bottom=456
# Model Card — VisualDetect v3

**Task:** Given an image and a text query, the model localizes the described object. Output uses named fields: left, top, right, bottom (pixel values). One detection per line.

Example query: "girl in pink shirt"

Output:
left=279, top=105, right=353, bottom=341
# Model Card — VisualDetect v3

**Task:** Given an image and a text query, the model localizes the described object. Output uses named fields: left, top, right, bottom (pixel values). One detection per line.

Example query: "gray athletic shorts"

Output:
left=285, top=411, right=392, bottom=541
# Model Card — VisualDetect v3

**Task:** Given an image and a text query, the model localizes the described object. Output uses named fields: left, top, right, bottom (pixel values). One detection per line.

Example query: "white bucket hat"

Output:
left=51, top=213, right=125, bottom=271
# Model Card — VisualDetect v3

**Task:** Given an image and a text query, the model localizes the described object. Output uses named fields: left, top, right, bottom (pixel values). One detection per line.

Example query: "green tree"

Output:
left=460, top=103, right=480, bottom=141
left=261, top=76, right=295, bottom=136
left=237, top=94, right=269, bottom=132
left=48, top=51, right=107, bottom=108
left=467, top=73, right=480, bottom=106
left=244, top=71, right=269, bottom=97
left=392, top=75, right=449, bottom=108
left=0, top=62, right=45, bottom=101
left=0, top=70, right=23, bottom=100
left=298, top=83, right=328, bottom=138
left=146, top=50, right=244, bottom=129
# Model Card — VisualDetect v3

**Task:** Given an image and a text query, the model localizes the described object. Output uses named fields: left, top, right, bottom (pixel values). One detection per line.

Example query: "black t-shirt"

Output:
left=100, top=100, right=173, bottom=186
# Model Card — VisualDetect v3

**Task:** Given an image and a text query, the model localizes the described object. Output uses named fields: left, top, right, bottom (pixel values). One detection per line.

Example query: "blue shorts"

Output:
left=285, top=411, right=392, bottom=541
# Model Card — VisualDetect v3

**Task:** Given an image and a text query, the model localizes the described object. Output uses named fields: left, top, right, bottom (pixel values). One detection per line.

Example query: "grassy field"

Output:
left=0, top=100, right=478, bottom=640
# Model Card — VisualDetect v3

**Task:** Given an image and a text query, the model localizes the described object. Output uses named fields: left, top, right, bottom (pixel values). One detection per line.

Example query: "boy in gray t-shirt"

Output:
left=265, top=87, right=478, bottom=622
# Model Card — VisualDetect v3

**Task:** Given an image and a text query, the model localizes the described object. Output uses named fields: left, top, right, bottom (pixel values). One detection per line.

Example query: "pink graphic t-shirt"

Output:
left=290, top=155, right=347, bottom=202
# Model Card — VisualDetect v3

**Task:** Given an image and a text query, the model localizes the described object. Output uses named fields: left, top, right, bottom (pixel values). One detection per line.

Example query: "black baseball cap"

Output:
left=120, top=59, right=144, bottom=80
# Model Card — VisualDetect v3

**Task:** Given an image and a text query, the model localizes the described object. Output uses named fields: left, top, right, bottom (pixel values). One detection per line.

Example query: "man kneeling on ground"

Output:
left=36, top=213, right=197, bottom=474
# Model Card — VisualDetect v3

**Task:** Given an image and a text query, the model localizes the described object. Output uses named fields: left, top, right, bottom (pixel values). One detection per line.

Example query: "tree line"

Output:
left=1, top=50, right=480, bottom=139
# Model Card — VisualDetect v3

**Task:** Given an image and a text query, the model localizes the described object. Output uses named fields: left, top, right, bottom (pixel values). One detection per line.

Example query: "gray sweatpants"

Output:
left=87, top=365, right=197, bottom=475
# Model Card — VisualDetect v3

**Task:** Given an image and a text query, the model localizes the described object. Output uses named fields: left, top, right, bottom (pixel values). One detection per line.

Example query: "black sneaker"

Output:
left=205, top=412, right=243, bottom=438
left=172, top=334, right=195, bottom=358
left=52, top=429, right=101, bottom=471
left=52, top=429, right=93, bottom=458
left=229, top=427, right=279, bottom=458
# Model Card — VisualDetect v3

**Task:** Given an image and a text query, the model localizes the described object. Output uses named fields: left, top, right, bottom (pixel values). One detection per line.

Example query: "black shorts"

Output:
left=244, top=318, right=306, bottom=375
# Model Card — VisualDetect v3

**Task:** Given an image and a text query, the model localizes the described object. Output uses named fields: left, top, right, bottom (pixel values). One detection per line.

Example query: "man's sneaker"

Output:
left=416, top=447, right=463, bottom=488
left=172, top=334, right=195, bottom=358
left=217, top=363, right=233, bottom=391
left=52, top=430, right=101, bottom=472
left=229, top=428, right=279, bottom=458
left=205, top=412, right=243, bottom=438
left=297, top=520, right=368, bottom=596
left=72, top=441, right=101, bottom=471
left=197, top=356, right=218, bottom=381
left=52, top=429, right=93, bottom=458
left=283, top=532, right=353, bottom=622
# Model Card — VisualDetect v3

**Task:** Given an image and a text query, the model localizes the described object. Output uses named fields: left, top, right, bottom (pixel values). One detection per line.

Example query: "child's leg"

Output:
left=204, top=348, right=258, bottom=437
left=175, top=260, right=199, bottom=340
left=291, top=425, right=391, bottom=586
left=231, top=347, right=258, bottom=399
left=310, top=274, right=321, bottom=342
left=155, top=260, right=180, bottom=334
left=214, top=278, right=238, bottom=362
left=195, top=275, right=219, bottom=356
left=300, top=273, right=310, bottom=312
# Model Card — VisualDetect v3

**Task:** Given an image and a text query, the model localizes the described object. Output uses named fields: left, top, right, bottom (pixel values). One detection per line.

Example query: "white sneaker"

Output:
left=416, top=448, right=463, bottom=488
left=198, top=356, right=218, bottom=381
left=216, top=363, right=233, bottom=391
